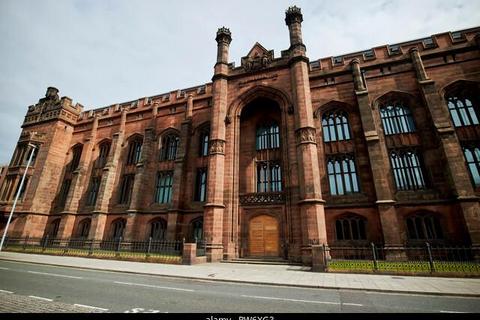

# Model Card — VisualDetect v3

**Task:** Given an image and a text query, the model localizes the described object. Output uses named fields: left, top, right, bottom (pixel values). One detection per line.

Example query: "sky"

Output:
left=0, top=0, right=479, bottom=164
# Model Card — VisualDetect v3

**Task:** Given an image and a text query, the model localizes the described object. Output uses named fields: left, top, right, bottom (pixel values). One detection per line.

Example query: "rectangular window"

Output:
left=86, top=177, right=100, bottom=206
left=154, top=171, right=174, bottom=204
left=15, top=176, right=29, bottom=201
left=195, top=168, right=207, bottom=202
left=0, top=176, right=15, bottom=201
left=59, top=179, right=72, bottom=207
left=119, top=174, right=135, bottom=204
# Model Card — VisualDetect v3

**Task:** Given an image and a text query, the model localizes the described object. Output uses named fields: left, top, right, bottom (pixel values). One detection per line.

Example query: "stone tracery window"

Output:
left=160, top=134, right=180, bottom=161
left=86, top=177, right=100, bottom=206
left=69, top=145, right=83, bottom=172
left=406, top=213, right=443, bottom=241
left=335, top=215, right=367, bottom=241
left=96, top=141, right=111, bottom=168
left=256, top=122, right=280, bottom=150
left=256, top=161, right=282, bottom=193
left=322, top=110, right=351, bottom=142
left=194, top=168, right=207, bottom=202
left=199, top=127, right=210, bottom=157
left=111, top=219, right=126, bottom=240
left=77, top=219, right=91, bottom=238
left=379, top=101, right=416, bottom=135
left=126, top=137, right=143, bottom=165
left=327, top=154, right=360, bottom=196
left=389, top=149, right=426, bottom=191
left=446, top=89, right=479, bottom=127
left=150, top=219, right=167, bottom=240
left=118, top=174, right=135, bottom=204
left=154, top=171, right=173, bottom=204
left=462, top=145, right=480, bottom=187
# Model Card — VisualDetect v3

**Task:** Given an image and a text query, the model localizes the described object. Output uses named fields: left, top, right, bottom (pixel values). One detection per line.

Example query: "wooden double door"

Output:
left=249, top=215, right=280, bottom=257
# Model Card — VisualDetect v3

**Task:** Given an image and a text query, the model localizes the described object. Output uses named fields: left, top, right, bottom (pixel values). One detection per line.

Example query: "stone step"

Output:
left=221, top=258, right=302, bottom=266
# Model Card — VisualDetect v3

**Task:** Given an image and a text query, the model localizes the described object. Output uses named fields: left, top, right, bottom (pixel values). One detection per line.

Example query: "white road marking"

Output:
left=29, top=295, right=53, bottom=302
left=113, top=281, right=195, bottom=292
left=27, top=270, right=83, bottom=279
left=0, top=289, right=14, bottom=294
left=342, top=303, right=364, bottom=307
left=241, top=294, right=341, bottom=305
left=0, top=267, right=10, bottom=270
left=74, top=303, right=109, bottom=311
left=440, top=310, right=468, bottom=313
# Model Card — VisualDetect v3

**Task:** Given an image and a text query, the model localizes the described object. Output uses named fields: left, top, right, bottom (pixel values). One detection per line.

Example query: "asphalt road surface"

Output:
left=0, top=259, right=479, bottom=313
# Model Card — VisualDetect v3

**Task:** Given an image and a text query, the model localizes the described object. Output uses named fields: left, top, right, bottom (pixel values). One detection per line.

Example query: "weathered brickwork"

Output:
left=1, top=6, right=480, bottom=264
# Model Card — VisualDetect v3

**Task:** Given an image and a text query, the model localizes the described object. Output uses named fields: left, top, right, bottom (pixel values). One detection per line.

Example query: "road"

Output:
left=0, top=259, right=479, bottom=313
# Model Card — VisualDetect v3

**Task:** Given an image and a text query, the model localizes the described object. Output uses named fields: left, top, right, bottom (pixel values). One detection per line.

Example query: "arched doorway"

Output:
left=249, top=215, right=279, bottom=257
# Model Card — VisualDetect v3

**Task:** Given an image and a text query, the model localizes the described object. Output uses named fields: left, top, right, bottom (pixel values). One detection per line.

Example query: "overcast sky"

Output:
left=1, top=0, right=479, bottom=164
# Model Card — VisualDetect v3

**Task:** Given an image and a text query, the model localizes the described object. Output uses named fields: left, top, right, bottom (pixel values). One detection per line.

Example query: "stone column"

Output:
left=164, top=95, right=193, bottom=241
left=286, top=6, right=328, bottom=264
left=89, top=109, right=127, bottom=240
left=203, top=27, right=231, bottom=262
left=410, top=47, right=480, bottom=252
left=58, top=116, right=99, bottom=239
left=350, top=59, right=405, bottom=253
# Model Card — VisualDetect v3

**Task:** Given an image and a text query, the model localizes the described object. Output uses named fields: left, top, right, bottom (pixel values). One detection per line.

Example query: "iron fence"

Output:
left=2, top=236, right=183, bottom=262
left=322, top=243, right=480, bottom=274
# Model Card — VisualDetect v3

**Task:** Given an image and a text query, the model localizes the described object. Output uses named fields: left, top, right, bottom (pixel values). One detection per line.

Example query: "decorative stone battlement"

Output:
left=22, top=87, right=83, bottom=127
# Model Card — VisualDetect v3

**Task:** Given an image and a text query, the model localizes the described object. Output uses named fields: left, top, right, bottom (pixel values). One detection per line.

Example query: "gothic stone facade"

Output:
left=1, top=7, right=480, bottom=263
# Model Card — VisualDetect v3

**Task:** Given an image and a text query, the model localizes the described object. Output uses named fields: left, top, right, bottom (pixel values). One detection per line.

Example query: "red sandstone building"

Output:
left=1, top=6, right=480, bottom=264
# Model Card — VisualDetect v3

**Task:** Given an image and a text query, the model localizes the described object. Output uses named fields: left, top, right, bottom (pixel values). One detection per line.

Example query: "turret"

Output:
left=285, top=6, right=305, bottom=52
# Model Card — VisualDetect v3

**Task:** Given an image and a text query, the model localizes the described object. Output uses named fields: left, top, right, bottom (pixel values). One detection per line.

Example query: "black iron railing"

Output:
left=3, top=236, right=183, bottom=263
left=317, top=243, right=480, bottom=274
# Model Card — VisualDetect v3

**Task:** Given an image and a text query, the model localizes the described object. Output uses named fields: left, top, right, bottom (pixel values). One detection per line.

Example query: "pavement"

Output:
left=1, top=251, right=480, bottom=297
left=0, top=292, right=104, bottom=313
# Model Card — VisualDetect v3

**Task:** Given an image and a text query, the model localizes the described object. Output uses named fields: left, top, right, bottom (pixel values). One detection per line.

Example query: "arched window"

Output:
left=126, top=137, right=143, bottom=165
left=446, top=91, right=479, bottom=127
left=389, top=149, right=426, bottom=191
left=406, top=213, right=443, bottom=241
left=199, top=127, right=210, bottom=157
left=256, top=122, right=280, bottom=150
left=150, top=219, right=167, bottom=240
left=380, top=101, right=416, bottom=135
left=462, top=146, right=480, bottom=187
left=191, top=218, right=203, bottom=241
left=47, top=219, right=61, bottom=238
left=69, top=145, right=83, bottom=172
left=327, top=154, right=360, bottom=195
left=322, top=110, right=351, bottom=142
left=96, top=141, right=111, bottom=168
left=160, top=134, right=180, bottom=161
left=77, top=219, right=91, bottom=239
left=256, top=162, right=282, bottom=193
left=335, top=215, right=367, bottom=241
left=111, top=219, right=126, bottom=240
